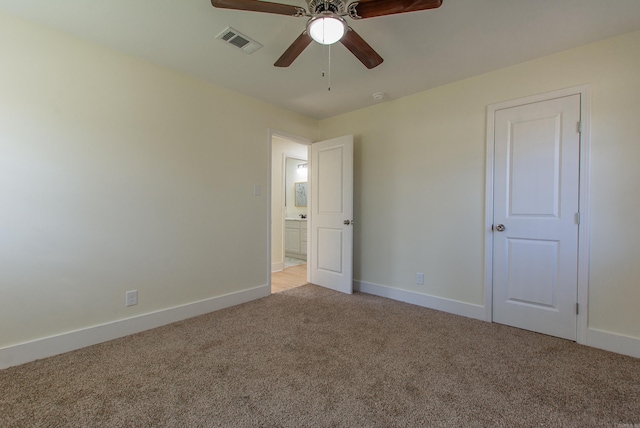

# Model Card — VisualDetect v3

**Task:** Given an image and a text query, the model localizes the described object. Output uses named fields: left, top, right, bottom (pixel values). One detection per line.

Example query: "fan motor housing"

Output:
left=307, top=0, right=345, bottom=15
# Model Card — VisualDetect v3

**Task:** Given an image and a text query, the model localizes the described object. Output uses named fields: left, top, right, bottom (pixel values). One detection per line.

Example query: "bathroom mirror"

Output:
left=284, top=157, right=308, bottom=217
left=295, top=182, right=307, bottom=207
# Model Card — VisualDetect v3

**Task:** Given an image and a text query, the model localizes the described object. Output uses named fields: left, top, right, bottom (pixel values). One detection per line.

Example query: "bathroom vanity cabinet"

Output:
left=284, top=219, right=307, bottom=260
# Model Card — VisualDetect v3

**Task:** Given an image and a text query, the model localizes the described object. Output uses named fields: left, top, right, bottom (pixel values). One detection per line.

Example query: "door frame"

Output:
left=483, top=85, right=591, bottom=344
left=280, top=154, right=308, bottom=265
left=268, top=129, right=312, bottom=290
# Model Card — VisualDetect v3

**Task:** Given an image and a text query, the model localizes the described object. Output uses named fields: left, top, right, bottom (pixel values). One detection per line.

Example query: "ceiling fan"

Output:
left=211, top=0, right=443, bottom=69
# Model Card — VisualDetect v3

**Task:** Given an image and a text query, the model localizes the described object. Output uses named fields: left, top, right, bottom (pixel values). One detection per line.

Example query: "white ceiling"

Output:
left=1, top=0, right=640, bottom=119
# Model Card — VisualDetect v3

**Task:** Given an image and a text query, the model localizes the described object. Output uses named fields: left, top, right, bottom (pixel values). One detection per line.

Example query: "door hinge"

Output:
left=576, top=303, right=579, bottom=315
left=576, top=212, right=580, bottom=225
left=577, top=121, right=582, bottom=133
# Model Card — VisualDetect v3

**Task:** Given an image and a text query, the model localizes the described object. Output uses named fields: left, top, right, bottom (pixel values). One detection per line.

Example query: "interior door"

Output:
left=492, top=94, right=580, bottom=340
left=309, top=135, right=354, bottom=294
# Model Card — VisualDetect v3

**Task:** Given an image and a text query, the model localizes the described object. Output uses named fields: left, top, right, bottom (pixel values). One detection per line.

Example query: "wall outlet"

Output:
left=125, top=290, right=138, bottom=307
left=416, top=273, right=425, bottom=285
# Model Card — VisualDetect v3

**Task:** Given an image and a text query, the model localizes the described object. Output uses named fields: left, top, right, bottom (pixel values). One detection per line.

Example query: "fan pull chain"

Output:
left=327, top=44, right=331, bottom=91
left=320, top=43, right=331, bottom=91
left=322, top=43, right=326, bottom=78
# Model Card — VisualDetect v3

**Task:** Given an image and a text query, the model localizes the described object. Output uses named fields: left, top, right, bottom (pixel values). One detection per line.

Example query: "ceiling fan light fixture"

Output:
left=307, top=13, right=347, bottom=45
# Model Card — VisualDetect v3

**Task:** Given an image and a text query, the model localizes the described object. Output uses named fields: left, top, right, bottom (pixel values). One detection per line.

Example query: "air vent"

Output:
left=216, top=27, right=263, bottom=54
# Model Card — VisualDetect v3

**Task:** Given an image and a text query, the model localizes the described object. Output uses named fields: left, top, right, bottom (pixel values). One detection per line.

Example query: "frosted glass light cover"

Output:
left=308, top=15, right=346, bottom=45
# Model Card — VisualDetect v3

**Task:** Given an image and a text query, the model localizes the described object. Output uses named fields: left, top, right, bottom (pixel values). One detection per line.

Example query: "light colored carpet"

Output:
left=1, top=284, right=639, bottom=427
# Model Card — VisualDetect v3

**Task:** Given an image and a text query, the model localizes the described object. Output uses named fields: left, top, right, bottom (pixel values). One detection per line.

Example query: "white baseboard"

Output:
left=586, top=328, right=640, bottom=359
left=355, top=280, right=640, bottom=359
left=272, top=261, right=284, bottom=272
left=354, top=280, right=485, bottom=321
left=0, top=285, right=270, bottom=370
left=5, top=282, right=636, bottom=370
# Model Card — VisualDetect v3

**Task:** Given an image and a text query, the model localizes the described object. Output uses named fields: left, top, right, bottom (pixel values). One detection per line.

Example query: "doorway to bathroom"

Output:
left=270, top=133, right=310, bottom=293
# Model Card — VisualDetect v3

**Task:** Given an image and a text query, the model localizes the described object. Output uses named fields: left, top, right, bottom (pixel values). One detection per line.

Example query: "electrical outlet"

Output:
left=416, top=273, right=424, bottom=285
left=125, top=290, right=138, bottom=307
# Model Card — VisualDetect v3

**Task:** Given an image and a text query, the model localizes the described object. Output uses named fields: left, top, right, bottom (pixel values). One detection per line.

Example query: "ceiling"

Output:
left=1, top=0, right=640, bottom=119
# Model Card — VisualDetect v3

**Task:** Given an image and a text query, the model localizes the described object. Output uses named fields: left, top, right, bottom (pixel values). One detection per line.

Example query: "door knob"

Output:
left=495, top=224, right=506, bottom=232
left=344, top=220, right=351, bottom=225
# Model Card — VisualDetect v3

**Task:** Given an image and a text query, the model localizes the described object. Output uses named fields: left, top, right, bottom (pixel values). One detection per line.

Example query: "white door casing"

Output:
left=309, top=135, right=354, bottom=294
left=491, top=94, right=581, bottom=341
left=268, top=129, right=312, bottom=282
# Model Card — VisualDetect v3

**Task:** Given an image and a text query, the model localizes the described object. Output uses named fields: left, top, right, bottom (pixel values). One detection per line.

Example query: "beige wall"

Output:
left=270, top=136, right=308, bottom=271
left=319, top=30, right=640, bottom=339
left=0, top=12, right=317, bottom=349
left=2, top=6, right=639, bottom=358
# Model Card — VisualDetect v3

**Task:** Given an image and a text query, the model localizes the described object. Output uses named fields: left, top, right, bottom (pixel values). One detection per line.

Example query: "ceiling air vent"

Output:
left=216, top=27, right=263, bottom=54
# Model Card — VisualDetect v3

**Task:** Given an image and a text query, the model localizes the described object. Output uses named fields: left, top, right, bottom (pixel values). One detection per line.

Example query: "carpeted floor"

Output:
left=1, top=284, right=639, bottom=427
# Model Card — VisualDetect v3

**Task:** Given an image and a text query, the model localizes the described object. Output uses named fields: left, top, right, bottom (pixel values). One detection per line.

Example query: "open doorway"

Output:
left=270, top=133, right=310, bottom=293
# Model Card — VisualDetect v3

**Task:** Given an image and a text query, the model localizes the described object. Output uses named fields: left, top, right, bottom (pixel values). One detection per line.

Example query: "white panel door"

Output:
left=310, top=135, right=353, bottom=294
left=493, top=95, right=580, bottom=340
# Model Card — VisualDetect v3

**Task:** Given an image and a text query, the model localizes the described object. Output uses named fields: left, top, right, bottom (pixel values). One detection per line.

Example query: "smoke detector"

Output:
left=372, top=92, right=386, bottom=102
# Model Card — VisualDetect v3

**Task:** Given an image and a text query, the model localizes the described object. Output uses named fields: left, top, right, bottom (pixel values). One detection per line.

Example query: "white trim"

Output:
left=268, top=129, right=312, bottom=146
left=484, top=98, right=497, bottom=323
left=586, top=328, right=640, bottom=359
left=267, top=129, right=312, bottom=292
left=355, top=280, right=485, bottom=320
left=305, top=144, right=311, bottom=285
left=267, top=130, right=274, bottom=294
left=271, top=261, right=284, bottom=272
left=576, top=86, right=592, bottom=345
left=484, top=85, right=592, bottom=345
left=0, top=285, right=270, bottom=369
left=282, top=153, right=308, bottom=263
left=355, top=280, right=640, bottom=359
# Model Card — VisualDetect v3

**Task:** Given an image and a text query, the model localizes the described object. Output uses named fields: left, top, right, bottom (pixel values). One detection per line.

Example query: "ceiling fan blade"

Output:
left=274, top=32, right=313, bottom=67
left=340, top=28, right=383, bottom=69
left=211, top=0, right=305, bottom=16
left=348, top=0, right=442, bottom=19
